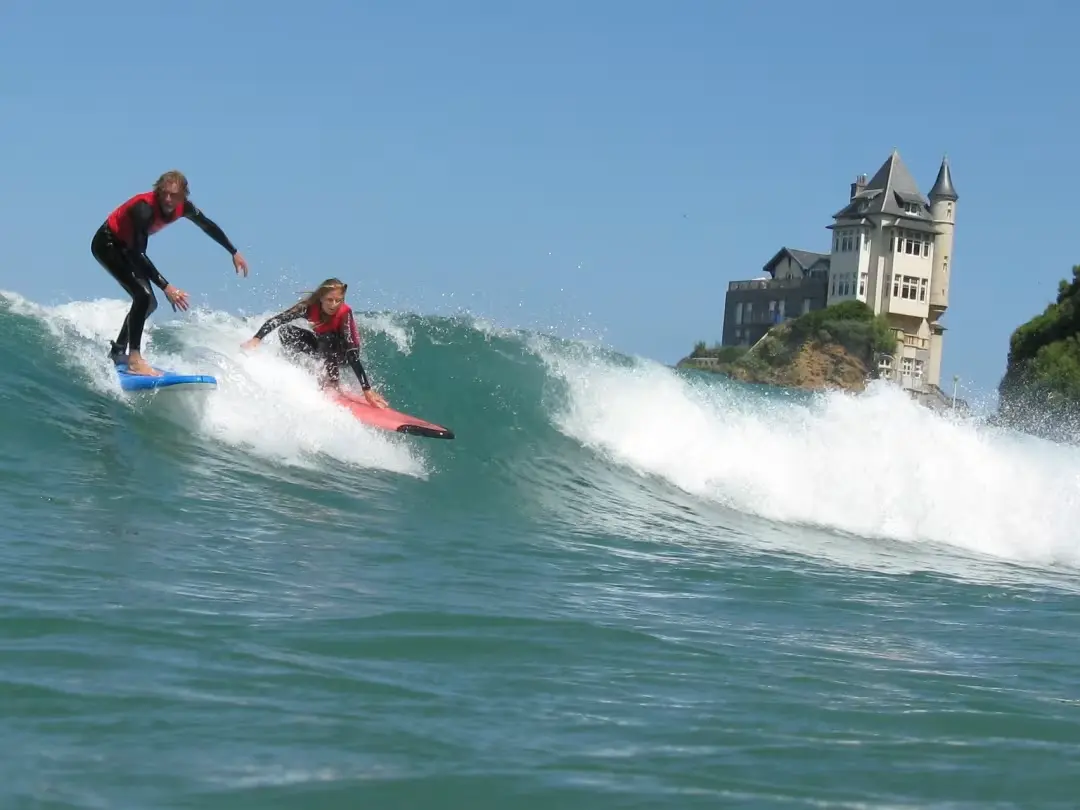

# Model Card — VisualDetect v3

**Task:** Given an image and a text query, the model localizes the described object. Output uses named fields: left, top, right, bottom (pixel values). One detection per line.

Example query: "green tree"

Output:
left=998, top=264, right=1080, bottom=441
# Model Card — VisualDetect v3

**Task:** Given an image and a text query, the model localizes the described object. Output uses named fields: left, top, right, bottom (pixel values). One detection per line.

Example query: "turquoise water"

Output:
left=2, top=289, right=1079, bottom=808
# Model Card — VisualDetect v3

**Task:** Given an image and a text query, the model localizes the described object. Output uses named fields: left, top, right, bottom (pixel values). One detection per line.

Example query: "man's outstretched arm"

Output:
left=183, top=201, right=239, bottom=255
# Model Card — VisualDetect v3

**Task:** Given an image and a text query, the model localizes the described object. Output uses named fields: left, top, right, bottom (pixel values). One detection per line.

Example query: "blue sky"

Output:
left=2, top=0, right=1077, bottom=402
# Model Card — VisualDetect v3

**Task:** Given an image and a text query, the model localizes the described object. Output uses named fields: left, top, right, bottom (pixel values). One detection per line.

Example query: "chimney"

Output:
left=849, top=173, right=868, bottom=200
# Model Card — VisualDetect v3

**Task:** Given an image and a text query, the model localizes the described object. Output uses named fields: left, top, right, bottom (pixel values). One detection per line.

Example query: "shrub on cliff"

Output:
left=998, top=264, right=1080, bottom=438
left=785, top=300, right=897, bottom=361
left=688, top=342, right=748, bottom=364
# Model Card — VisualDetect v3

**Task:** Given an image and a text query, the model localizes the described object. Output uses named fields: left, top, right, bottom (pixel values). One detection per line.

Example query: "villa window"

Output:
left=894, top=228, right=931, bottom=257
left=892, top=274, right=927, bottom=301
left=833, top=228, right=863, bottom=253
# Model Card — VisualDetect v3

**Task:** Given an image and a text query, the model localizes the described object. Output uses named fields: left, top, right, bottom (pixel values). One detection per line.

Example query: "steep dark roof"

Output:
left=929, top=156, right=958, bottom=201
left=763, top=247, right=831, bottom=277
left=832, top=149, right=934, bottom=224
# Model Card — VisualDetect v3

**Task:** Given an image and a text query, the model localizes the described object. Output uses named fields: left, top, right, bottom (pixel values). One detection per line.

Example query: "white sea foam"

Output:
left=1, top=290, right=426, bottom=477
left=541, top=341, right=1080, bottom=575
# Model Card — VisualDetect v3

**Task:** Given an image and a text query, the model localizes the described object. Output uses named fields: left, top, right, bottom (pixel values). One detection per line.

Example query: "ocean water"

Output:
left=2, top=289, right=1079, bottom=809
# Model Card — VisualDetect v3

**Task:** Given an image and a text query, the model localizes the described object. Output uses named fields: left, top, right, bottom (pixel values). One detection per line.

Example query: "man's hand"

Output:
left=233, top=252, right=249, bottom=277
left=164, top=284, right=190, bottom=312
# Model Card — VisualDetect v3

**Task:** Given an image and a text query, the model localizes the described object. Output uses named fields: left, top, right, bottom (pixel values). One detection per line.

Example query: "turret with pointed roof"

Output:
left=928, top=154, right=958, bottom=317
left=929, top=156, right=958, bottom=202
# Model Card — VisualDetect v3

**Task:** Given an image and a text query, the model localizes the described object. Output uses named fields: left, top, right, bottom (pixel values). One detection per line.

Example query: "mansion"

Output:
left=722, top=149, right=958, bottom=395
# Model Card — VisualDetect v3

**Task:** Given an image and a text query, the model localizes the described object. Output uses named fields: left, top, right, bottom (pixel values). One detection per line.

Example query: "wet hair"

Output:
left=154, top=170, right=190, bottom=198
left=298, top=278, right=348, bottom=322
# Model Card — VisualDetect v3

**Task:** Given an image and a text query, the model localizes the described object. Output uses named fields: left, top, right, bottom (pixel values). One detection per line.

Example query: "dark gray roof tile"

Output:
left=832, top=149, right=936, bottom=221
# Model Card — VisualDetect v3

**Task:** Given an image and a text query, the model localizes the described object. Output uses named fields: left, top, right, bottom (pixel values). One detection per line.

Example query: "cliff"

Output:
left=678, top=301, right=897, bottom=393
left=996, top=263, right=1080, bottom=441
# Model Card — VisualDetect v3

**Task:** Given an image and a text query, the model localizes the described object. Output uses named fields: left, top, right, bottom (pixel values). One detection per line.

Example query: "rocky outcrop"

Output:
left=679, top=300, right=896, bottom=393
left=723, top=335, right=873, bottom=391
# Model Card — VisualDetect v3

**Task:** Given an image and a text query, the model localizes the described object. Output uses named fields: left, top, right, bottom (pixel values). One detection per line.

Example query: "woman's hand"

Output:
left=240, top=337, right=261, bottom=350
left=364, top=388, right=389, bottom=409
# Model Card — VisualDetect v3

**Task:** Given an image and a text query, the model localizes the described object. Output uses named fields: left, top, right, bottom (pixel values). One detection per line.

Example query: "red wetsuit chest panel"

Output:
left=307, top=301, right=352, bottom=335
left=106, top=191, right=184, bottom=247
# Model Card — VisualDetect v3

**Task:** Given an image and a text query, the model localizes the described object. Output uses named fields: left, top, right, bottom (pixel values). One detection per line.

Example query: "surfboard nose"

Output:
left=397, top=424, right=455, bottom=440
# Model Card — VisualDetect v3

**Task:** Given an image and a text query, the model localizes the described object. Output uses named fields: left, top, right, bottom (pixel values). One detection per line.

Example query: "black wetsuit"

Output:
left=253, top=303, right=373, bottom=390
left=91, top=196, right=237, bottom=358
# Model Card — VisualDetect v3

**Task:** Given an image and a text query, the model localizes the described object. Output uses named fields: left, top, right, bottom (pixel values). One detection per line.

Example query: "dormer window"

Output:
left=903, top=201, right=920, bottom=214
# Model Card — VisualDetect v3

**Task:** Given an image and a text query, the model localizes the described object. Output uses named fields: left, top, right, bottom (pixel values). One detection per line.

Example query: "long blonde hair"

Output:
left=298, top=278, right=348, bottom=323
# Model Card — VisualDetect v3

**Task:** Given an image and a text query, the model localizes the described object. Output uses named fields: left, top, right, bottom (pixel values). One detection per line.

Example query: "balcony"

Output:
left=891, top=329, right=929, bottom=350
left=728, top=277, right=820, bottom=292
left=737, top=310, right=786, bottom=326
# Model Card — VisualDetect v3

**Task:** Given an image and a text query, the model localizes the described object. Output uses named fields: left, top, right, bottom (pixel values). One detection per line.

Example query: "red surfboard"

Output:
left=330, top=392, right=454, bottom=440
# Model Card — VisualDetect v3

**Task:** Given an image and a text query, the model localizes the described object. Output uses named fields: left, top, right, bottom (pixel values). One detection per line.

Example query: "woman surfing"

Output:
left=241, top=278, right=389, bottom=409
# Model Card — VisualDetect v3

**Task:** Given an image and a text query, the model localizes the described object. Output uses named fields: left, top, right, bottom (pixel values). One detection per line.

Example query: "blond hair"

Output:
left=154, top=170, right=190, bottom=198
left=298, top=278, right=348, bottom=322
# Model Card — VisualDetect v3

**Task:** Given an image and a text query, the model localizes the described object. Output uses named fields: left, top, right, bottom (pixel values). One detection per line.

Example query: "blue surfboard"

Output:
left=115, top=362, right=218, bottom=392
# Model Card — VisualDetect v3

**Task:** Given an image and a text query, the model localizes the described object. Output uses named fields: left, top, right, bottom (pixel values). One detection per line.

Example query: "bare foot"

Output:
left=127, top=356, right=162, bottom=377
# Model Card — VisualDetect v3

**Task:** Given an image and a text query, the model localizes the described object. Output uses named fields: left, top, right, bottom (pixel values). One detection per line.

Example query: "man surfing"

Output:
left=91, top=170, right=249, bottom=376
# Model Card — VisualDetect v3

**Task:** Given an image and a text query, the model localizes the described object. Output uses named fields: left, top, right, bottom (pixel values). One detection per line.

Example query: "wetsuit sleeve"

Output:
left=182, top=200, right=239, bottom=255
left=253, top=303, right=306, bottom=340
left=127, top=200, right=171, bottom=290
left=341, top=311, right=372, bottom=390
